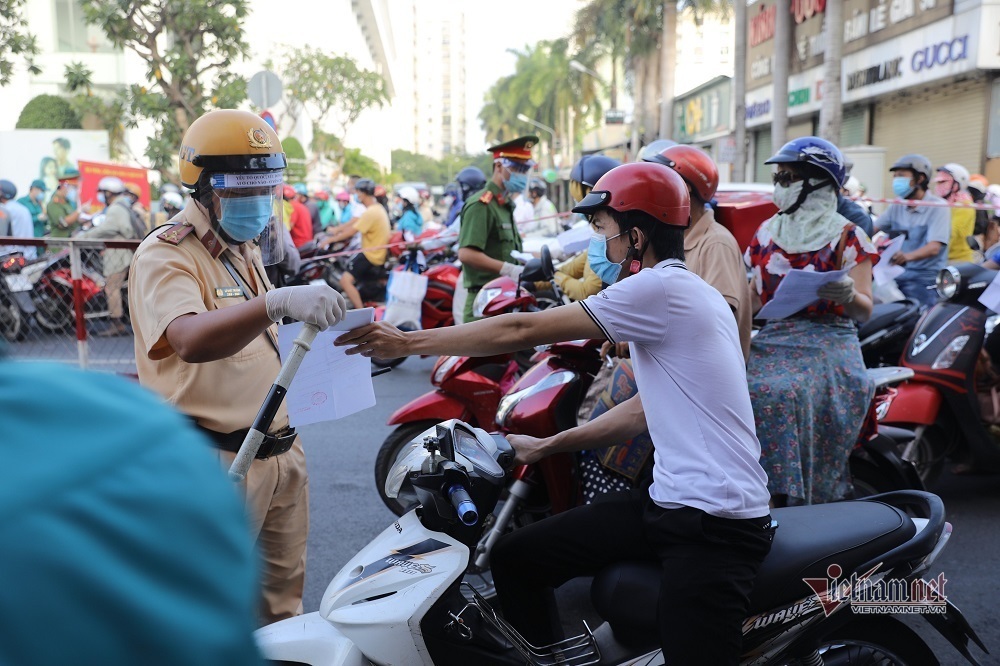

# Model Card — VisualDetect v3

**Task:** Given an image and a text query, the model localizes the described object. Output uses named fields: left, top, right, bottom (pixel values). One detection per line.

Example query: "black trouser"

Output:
left=490, top=488, right=773, bottom=665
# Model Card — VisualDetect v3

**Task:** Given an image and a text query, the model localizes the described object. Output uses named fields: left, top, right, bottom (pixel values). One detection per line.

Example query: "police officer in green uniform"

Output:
left=457, top=135, right=537, bottom=322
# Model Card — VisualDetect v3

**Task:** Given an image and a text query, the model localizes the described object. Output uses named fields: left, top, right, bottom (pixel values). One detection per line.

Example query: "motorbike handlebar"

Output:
left=447, top=485, right=478, bottom=526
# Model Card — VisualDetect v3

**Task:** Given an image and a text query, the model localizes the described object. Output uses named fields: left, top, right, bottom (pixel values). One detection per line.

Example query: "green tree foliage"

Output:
left=342, top=148, right=382, bottom=182
left=390, top=149, right=494, bottom=188
left=79, top=0, right=252, bottom=172
left=64, top=62, right=129, bottom=160
left=272, top=46, right=389, bottom=143
left=0, top=0, right=40, bottom=87
left=282, top=136, right=307, bottom=182
left=16, top=95, right=82, bottom=129
left=478, top=39, right=602, bottom=151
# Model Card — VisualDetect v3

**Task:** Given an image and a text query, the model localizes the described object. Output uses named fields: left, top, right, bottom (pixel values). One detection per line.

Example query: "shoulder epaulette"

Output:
left=479, top=191, right=494, bottom=204
left=156, top=221, right=195, bottom=245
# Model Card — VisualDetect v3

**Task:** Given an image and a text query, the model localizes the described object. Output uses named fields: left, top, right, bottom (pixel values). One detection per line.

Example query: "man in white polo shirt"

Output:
left=336, top=162, right=772, bottom=664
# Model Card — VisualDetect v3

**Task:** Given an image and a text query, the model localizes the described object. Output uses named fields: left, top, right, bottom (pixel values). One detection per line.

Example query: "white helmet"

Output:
left=161, top=192, right=184, bottom=210
left=398, top=186, right=421, bottom=207
left=937, top=163, right=970, bottom=191
left=843, top=175, right=864, bottom=199
left=97, top=176, right=126, bottom=194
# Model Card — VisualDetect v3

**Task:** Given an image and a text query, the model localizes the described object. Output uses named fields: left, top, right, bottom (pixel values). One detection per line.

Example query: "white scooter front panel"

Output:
left=320, top=510, right=470, bottom=666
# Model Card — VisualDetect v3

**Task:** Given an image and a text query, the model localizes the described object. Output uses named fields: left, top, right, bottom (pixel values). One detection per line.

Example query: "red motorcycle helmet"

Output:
left=572, top=162, right=690, bottom=227
left=473, top=276, right=537, bottom=319
left=282, top=185, right=296, bottom=201
left=314, top=190, right=330, bottom=201
left=648, top=145, right=719, bottom=203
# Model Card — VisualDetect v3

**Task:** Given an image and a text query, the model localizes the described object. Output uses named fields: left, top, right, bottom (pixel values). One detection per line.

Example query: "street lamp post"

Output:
left=516, top=113, right=558, bottom=169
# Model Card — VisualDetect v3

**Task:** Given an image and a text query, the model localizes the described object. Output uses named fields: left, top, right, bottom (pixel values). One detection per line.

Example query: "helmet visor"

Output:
left=209, top=171, right=286, bottom=266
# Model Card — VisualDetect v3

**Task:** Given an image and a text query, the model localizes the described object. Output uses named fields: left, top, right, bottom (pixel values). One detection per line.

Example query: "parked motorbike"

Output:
left=257, top=419, right=986, bottom=666
left=0, top=252, right=31, bottom=341
left=879, top=262, right=1000, bottom=485
left=26, top=249, right=119, bottom=332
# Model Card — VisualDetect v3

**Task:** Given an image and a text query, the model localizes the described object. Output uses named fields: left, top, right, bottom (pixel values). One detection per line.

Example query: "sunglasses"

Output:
left=772, top=170, right=802, bottom=187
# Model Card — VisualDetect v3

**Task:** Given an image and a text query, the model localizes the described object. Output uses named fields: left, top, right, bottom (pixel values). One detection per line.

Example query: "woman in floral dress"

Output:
left=745, top=137, right=879, bottom=506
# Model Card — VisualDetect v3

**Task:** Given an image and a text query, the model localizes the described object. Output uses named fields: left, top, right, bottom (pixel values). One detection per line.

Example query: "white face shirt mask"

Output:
left=768, top=178, right=846, bottom=254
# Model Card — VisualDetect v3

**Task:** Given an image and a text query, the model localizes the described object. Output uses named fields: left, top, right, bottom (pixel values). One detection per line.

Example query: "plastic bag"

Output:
left=872, top=278, right=905, bottom=304
left=384, top=270, right=428, bottom=329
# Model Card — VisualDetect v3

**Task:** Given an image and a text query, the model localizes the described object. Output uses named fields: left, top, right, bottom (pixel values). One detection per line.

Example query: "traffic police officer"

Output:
left=457, top=135, right=537, bottom=322
left=128, top=109, right=347, bottom=625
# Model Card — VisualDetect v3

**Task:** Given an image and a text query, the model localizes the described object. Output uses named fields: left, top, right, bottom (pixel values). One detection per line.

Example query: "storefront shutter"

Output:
left=753, top=128, right=772, bottom=183
left=841, top=107, right=868, bottom=147
left=873, top=77, right=989, bottom=193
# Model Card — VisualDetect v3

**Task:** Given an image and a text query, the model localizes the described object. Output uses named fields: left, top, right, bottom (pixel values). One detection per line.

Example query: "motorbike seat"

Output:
left=858, top=300, right=919, bottom=340
left=590, top=500, right=915, bottom=647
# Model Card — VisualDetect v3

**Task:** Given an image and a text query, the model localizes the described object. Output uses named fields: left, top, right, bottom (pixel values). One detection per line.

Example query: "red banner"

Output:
left=77, top=160, right=151, bottom=214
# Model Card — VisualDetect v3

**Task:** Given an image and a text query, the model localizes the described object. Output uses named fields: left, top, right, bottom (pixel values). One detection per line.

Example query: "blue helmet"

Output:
left=570, top=154, right=622, bottom=188
left=0, top=179, right=16, bottom=201
left=293, top=182, right=308, bottom=196
left=765, top=137, right=846, bottom=187
left=455, top=166, right=487, bottom=199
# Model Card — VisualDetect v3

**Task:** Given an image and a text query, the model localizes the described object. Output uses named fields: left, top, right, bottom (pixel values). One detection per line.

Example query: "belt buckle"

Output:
left=255, top=427, right=296, bottom=460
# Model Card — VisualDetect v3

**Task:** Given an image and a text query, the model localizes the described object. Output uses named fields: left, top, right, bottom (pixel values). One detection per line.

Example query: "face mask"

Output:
left=934, top=181, right=953, bottom=198
left=893, top=177, right=914, bottom=198
left=588, top=232, right=627, bottom=284
left=34, top=192, right=44, bottom=203
left=504, top=172, right=528, bottom=194
left=97, top=192, right=106, bottom=204
left=65, top=188, right=77, bottom=204
left=218, top=194, right=273, bottom=243
left=772, top=180, right=805, bottom=213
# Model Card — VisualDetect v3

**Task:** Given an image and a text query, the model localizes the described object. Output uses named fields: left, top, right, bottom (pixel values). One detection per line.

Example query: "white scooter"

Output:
left=253, top=418, right=986, bottom=666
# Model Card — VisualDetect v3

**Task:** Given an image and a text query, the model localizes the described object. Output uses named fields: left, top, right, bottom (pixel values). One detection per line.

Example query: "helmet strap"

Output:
left=782, top=178, right=828, bottom=215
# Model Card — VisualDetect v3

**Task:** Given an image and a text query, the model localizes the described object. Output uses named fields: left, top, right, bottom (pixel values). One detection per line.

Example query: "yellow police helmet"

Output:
left=178, top=109, right=286, bottom=189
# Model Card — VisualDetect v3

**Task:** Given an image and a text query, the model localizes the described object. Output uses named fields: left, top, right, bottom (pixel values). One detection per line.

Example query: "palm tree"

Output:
left=818, top=0, right=843, bottom=143
left=772, top=0, right=791, bottom=150
left=733, top=0, right=748, bottom=180
left=478, top=40, right=603, bottom=158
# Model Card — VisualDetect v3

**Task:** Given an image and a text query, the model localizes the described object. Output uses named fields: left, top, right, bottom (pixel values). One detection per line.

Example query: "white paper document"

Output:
left=756, top=268, right=850, bottom=320
left=277, top=309, right=376, bottom=427
left=872, top=234, right=905, bottom=284
left=979, top=273, right=1000, bottom=313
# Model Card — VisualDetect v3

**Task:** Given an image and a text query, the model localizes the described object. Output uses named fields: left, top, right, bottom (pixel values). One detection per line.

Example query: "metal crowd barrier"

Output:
left=0, top=236, right=141, bottom=375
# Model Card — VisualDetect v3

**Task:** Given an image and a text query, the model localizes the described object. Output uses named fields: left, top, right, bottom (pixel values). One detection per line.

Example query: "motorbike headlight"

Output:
left=432, top=355, right=462, bottom=386
left=473, top=287, right=501, bottom=318
left=495, top=370, right=576, bottom=428
left=931, top=335, right=969, bottom=370
left=935, top=266, right=961, bottom=300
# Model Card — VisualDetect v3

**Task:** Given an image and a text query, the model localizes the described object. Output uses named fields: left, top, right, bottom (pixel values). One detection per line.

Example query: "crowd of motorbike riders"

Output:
left=3, top=106, right=1000, bottom=663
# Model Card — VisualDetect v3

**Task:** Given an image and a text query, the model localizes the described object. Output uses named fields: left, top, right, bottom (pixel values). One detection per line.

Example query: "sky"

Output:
left=462, top=0, right=583, bottom=151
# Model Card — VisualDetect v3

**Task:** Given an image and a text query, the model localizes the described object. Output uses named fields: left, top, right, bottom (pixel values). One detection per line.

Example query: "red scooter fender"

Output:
left=881, top=382, right=944, bottom=427
left=387, top=390, right=471, bottom=426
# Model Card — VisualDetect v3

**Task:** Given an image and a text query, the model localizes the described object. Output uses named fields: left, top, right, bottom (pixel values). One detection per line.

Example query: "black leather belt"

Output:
left=196, top=424, right=297, bottom=460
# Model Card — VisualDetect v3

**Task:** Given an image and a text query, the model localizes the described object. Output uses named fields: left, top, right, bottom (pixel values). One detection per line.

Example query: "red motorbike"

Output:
left=878, top=262, right=1000, bottom=485
left=25, top=249, right=115, bottom=332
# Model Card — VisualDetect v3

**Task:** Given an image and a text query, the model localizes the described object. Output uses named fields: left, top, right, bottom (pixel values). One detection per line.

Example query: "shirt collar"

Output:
left=683, top=206, right=715, bottom=251
left=654, top=258, right=687, bottom=270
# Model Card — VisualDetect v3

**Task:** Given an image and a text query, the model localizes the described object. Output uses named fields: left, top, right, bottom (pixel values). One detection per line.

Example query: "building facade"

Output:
left=743, top=0, right=1000, bottom=199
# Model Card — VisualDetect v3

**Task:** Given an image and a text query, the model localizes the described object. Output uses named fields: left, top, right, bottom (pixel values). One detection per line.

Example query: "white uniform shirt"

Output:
left=581, top=259, right=770, bottom=519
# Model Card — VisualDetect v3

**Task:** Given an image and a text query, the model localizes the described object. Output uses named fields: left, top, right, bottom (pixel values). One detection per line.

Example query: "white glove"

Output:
left=265, top=284, right=347, bottom=329
left=817, top=276, right=856, bottom=305
left=499, top=261, right=523, bottom=281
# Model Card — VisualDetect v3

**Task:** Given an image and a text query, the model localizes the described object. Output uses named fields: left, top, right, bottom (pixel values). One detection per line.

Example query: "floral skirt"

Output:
left=748, top=316, right=873, bottom=504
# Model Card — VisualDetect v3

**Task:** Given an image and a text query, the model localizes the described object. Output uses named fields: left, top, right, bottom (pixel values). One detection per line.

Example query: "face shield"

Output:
left=208, top=172, right=286, bottom=266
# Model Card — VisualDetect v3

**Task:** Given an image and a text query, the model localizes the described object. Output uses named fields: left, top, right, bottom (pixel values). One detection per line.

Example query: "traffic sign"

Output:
left=247, top=70, right=282, bottom=109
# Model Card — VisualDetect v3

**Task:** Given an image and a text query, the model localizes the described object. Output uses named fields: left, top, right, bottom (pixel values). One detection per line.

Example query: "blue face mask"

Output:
left=97, top=192, right=106, bottom=204
left=588, top=232, right=627, bottom=284
left=218, top=194, right=273, bottom=243
left=66, top=188, right=77, bottom=204
left=892, top=177, right=914, bottom=198
left=504, top=172, right=528, bottom=194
